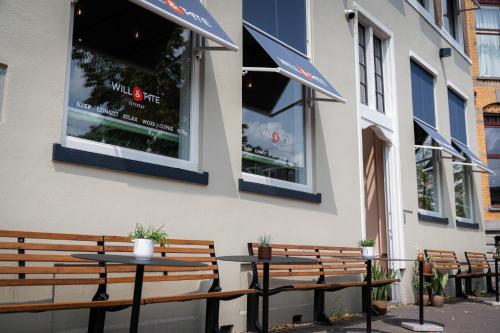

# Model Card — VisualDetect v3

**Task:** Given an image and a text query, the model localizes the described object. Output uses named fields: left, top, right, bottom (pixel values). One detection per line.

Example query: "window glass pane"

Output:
left=411, top=61, right=435, bottom=126
left=486, top=127, right=500, bottom=155
left=475, top=6, right=500, bottom=30
left=374, top=36, right=385, bottom=113
left=448, top=89, right=467, bottom=144
left=358, top=25, right=368, bottom=106
left=243, top=0, right=307, bottom=53
left=453, top=163, right=472, bottom=218
left=242, top=73, right=306, bottom=184
left=488, top=159, right=500, bottom=205
left=0, top=64, right=6, bottom=119
left=443, top=0, right=458, bottom=39
left=415, top=147, right=439, bottom=212
left=67, top=0, right=192, bottom=160
left=476, top=34, right=500, bottom=77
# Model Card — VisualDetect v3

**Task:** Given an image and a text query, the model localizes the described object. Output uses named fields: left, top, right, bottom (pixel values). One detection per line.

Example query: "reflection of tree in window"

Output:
left=67, top=0, right=191, bottom=160
left=414, top=123, right=439, bottom=212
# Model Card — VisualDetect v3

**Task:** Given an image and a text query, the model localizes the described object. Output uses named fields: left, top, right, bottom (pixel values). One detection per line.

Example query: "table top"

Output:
left=217, top=255, right=318, bottom=264
left=72, top=254, right=207, bottom=267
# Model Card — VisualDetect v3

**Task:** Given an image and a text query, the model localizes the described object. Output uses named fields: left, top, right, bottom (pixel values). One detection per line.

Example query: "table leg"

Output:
left=366, top=259, right=372, bottom=333
left=262, top=262, right=269, bottom=333
left=496, top=259, right=498, bottom=303
left=419, top=260, right=424, bottom=325
left=130, top=265, right=145, bottom=333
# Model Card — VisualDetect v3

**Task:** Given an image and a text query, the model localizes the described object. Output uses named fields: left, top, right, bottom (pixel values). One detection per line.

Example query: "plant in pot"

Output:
left=129, top=223, right=168, bottom=260
left=430, top=268, right=448, bottom=307
left=371, top=263, right=397, bottom=315
left=257, top=234, right=272, bottom=260
left=416, top=245, right=432, bottom=276
left=358, top=239, right=375, bottom=258
left=412, top=259, right=431, bottom=306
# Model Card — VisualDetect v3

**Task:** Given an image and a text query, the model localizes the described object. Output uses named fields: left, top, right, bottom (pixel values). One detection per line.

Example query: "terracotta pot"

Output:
left=415, top=293, right=430, bottom=307
left=423, top=262, right=432, bottom=276
left=372, top=300, right=388, bottom=315
left=431, top=295, right=445, bottom=307
left=258, top=246, right=272, bottom=259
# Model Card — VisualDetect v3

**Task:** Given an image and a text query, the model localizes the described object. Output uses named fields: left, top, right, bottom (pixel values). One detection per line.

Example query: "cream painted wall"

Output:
left=0, top=0, right=486, bottom=332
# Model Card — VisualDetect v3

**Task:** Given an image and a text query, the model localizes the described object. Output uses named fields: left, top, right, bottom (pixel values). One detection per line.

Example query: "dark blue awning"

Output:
left=243, top=24, right=345, bottom=102
left=130, top=0, right=238, bottom=51
left=414, top=118, right=463, bottom=159
left=452, top=139, right=493, bottom=173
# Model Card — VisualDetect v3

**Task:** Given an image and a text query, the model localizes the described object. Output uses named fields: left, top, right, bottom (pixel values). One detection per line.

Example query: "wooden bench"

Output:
left=246, top=243, right=399, bottom=330
left=424, top=249, right=472, bottom=297
left=464, top=251, right=498, bottom=294
left=0, top=230, right=136, bottom=333
left=0, top=230, right=254, bottom=333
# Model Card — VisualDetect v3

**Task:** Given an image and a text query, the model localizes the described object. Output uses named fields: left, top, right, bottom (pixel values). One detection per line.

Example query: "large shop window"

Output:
left=448, top=89, right=473, bottom=220
left=475, top=6, right=500, bottom=77
left=485, top=114, right=500, bottom=206
left=60, top=0, right=235, bottom=179
left=241, top=0, right=344, bottom=197
left=411, top=61, right=460, bottom=216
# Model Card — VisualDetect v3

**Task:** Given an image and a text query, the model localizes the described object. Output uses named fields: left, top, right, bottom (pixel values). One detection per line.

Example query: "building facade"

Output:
left=464, top=0, right=500, bottom=252
left=0, top=0, right=489, bottom=332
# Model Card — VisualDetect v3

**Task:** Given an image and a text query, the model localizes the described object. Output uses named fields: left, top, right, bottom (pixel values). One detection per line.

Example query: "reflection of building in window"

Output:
left=485, top=113, right=500, bottom=205
left=358, top=25, right=368, bottom=105
left=443, top=0, right=460, bottom=40
left=475, top=5, right=500, bottom=77
left=242, top=0, right=309, bottom=186
left=66, top=0, right=193, bottom=162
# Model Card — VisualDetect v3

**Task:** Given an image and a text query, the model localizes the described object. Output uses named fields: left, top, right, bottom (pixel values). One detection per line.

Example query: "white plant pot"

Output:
left=133, top=239, right=154, bottom=260
left=362, top=246, right=375, bottom=258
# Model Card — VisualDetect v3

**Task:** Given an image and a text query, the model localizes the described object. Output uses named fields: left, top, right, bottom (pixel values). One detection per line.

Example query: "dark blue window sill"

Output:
left=239, top=179, right=321, bottom=203
left=52, top=144, right=208, bottom=185
left=418, top=213, right=449, bottom=225
left=456, top=221, right=480, bottom=230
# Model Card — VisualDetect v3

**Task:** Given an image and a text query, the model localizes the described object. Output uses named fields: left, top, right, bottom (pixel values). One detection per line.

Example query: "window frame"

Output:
left=0, top=64, right=6, bottom=121
left=484, top=113, right=500, bottom=207
left=61, top=2, right=202, bottom=173
left=409, top=54, right=444, bottom=217
left=441, top=0, right=464, bottom=46
left=241, top=0, right=314, bottom=193
left=356, top=20, right=390, bottom=117
left=453, top=161, right=474, bottom=222
left=408, top=0, right=436, bottom=23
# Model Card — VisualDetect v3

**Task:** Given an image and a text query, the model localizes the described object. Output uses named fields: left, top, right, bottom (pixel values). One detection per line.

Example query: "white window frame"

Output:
left=409, top=52, right=445, bottom=218
left=441, top=0, right=464, bottom=47
left=241, top=0, right=314, bottom=193
left=408, top=0, right=436, bottom=25
left=447, top=82, right=474, bottom=222
left=61, top=2, right=201, bottom=172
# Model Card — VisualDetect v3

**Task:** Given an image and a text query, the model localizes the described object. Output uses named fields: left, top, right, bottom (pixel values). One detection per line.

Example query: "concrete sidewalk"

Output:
left=273, top=297, right=500, bottom=333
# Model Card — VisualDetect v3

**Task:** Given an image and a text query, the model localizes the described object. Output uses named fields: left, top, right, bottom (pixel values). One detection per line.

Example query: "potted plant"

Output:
left=129, top=223, right=168, bottom=260
left=371, top=263, right=396, bottom=314
left=430, top=268, right=448, bottom=307
left=257, top=234, right=272, bottom=260
left=358, top=239, right=375, bottom=258
left=416, top=246, right=432, bottom=276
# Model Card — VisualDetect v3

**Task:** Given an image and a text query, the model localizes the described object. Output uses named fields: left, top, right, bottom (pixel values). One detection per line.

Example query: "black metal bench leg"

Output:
left=313, top=289, right=332, bottom=325
left=486, top=275, right=495, bottom=294
left=455, top=278, right=466, bottom=298
left=246, top=292, right=261, bottom=332
left=88, top=285, right=108, bottom=333
left=465, top=278, right=473, bottom=295
left=205, top=298, right=221, bottom=333
left=361, top=285, right=367, bottom=313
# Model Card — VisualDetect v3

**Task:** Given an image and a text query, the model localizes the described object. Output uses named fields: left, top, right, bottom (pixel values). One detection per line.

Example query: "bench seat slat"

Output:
left=104, top=246, right=215, bottom=254
left=107, top=274, right=218, bottom=284
left=0, top=299, right=136, bottom=314
left=0, top=242, right=103, bottom=252
left=106, top=265, right=217, bottom=273
left=0, top=278, right=105, bottom=286
left=0, top=254, right=94, bottom=262
left=144, top=289, right=255, bottom=304
left=104, top=236, right=213, bottom=246
left=0, top=230, right=102, bottom=242
left=0, top=266, right=104, bottom=274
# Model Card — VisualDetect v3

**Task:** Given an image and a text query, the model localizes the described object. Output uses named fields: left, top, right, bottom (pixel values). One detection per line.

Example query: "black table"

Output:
left=72, top=253, right=207, bottom=333
left=217, top=255, right=318, bottom=333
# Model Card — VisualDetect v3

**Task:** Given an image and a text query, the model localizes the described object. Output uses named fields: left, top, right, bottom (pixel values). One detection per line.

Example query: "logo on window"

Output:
left=272, top=131, right=280, bottom=144
left=111, top=82, right=160, bottom=105
left=261, top=130, right=289, bottom=145
left=132, top=86, right=144, bottom=102
left=164, top=0, right=184, bottom=15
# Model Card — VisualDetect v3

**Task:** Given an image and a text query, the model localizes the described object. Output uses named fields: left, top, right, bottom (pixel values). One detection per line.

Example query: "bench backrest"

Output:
left=103, top=236, right=219, bottom=286
left=465, top=251, right=491, bottom=273
left=248, top=243, right=365, bottom=282
left=0, top=230, right=105, bottom=287
left=424, top=249, right=462, bottom=272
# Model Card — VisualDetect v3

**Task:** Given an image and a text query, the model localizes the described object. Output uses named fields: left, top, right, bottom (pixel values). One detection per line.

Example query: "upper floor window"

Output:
left=357, top=23, right=387, bottom=114
left=0, top=64, right=6, bottom=120
left=475, top=5, right=500, bottom=77
left=65, top=0, right=198, bottom=170
left=243, top=0, right=307, bottom=54
left=410, top=61, right=436, bottom=126
left=443, top=0, right=461, bottom=40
